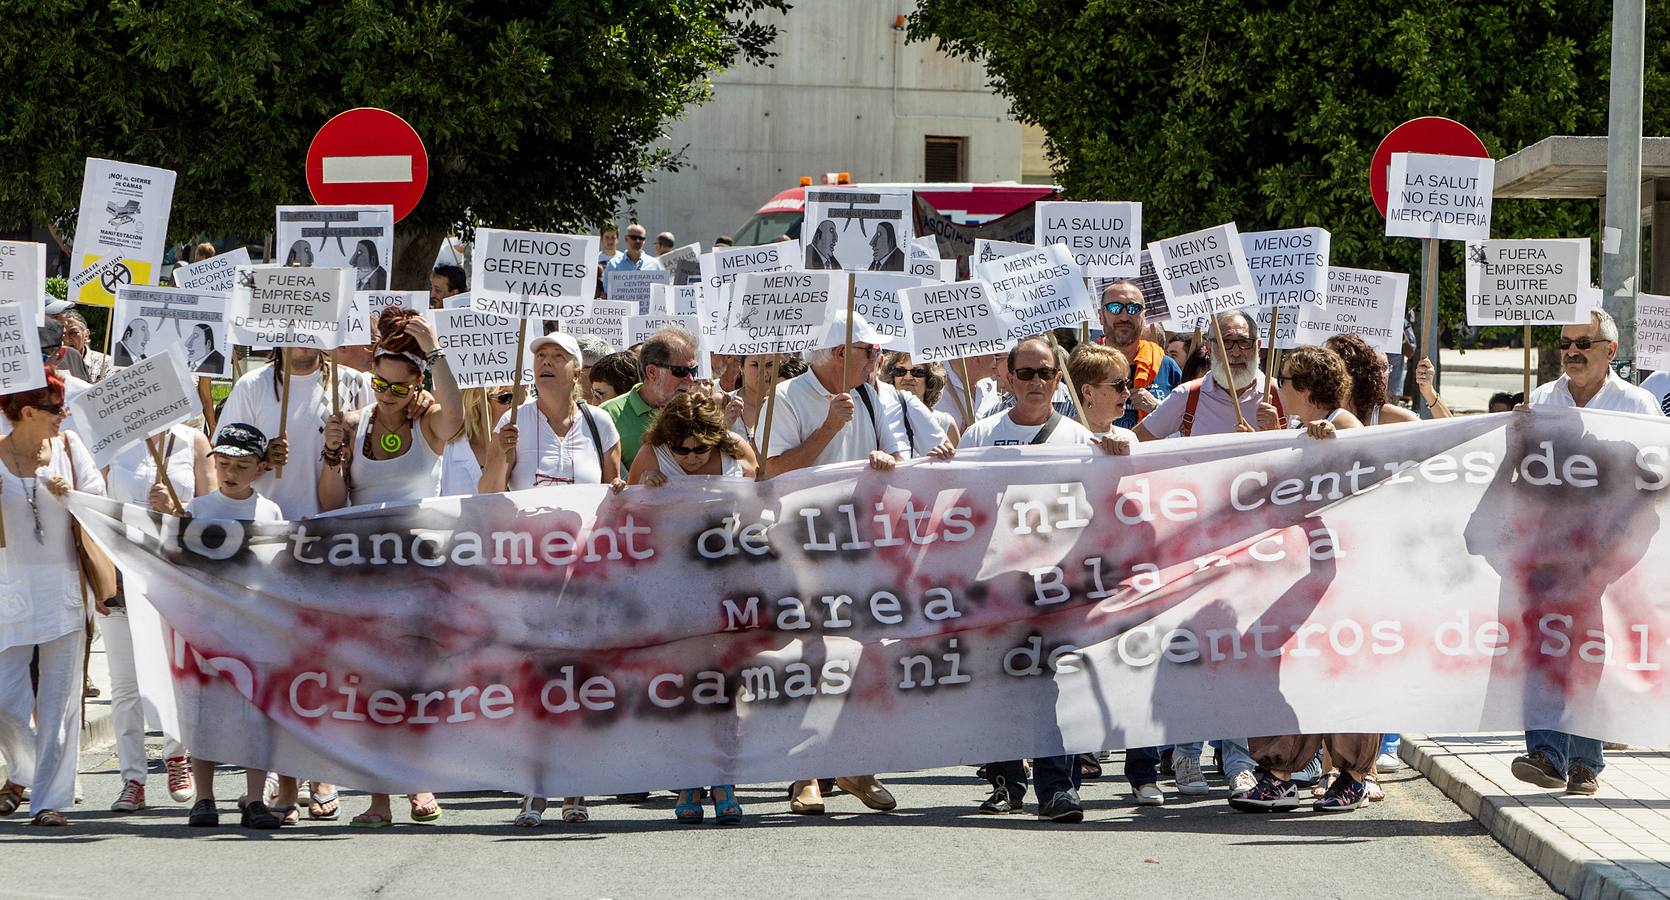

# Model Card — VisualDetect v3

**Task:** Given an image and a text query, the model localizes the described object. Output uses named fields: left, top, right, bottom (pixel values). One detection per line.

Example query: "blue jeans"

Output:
left=1125, top=746, right=1161, bottom=788
left=986, top=755, right=1081, bottom=802
left=1379, top=734, right=1400, bottom=757
left=1525, top=730, right=1605, bottom=776
left=1174, top=739, right=1257, bottom=777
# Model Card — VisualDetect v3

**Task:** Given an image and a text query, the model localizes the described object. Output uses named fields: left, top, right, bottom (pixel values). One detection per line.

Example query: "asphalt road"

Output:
left=0, top=741, right=1554, bottom=899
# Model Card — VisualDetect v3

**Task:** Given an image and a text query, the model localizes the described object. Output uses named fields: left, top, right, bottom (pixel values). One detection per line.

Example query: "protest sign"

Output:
left=1636, top=293, right=1670, bottom=372
left=471, top=229, right=599, bottom=319
left=67, top=349, right=197, bottom=468
left=0, top=241, right=45, bottom=326
left=624, top=314, right=705, bottom=375
left=1251, top=306, right=1300, bottom=351
left=1150, top=223, right=1259, bottom=322
left=0, top=302, right=45, bottom=393
left=663, top=283, right=703, bottom=316
left=977, top=242, right=1095, bottom=340
left=1463, top=238, right=1593, bottom=325
left=443, top=292, right=473, bottom=310
left=276, top=205, right=395, bottom=291
left=70, top=256, right=130, bottom=307
left=423, top=307, right=537, bottom=389
left=973, top=238, right=1033, bottom=269
left=907, top=257, right=955, bottom=283
left=171, top=247, right=251, bottom=294
left=73, top=410, right=1670, bottom=796
left=699, top=241, right=802, bottom=306
left=1297, top=266, right=1409, bottom=354
left=720, top=271, right=843, bottom=355
left=72, top=158, right=177, bottom=306
left=562, top=300, right=635, bottom=351
left=228, top=266, right=353, bottom=349
left=343, top=290, right=430, bottom=346
left=803, top=189, right=911, bottom=271
left=900, top=279, right=1011, bottom=364
left=910, top=236, right=938, bottom=259
left=851, top=273, right=922, bottom=345
left=606, top=268, right=672, bottom=313
left=912, top=195, right=1037, bottom=277
left=1241, top=227, right=1329, bottom=308
left=656, top=242, right=703, bottom=285
left=1385, top=152, right=1495, bottom=242
left=1034, top=201, right=1141, bottom=277
left=112, top=285, right=233, bottom=376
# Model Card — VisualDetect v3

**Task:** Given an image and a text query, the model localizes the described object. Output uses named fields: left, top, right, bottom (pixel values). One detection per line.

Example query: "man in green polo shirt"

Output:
left=600, top=326, right=700, bottom=468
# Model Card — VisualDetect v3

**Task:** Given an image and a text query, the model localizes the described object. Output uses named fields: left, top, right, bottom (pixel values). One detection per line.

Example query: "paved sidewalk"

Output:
left=1405, top=734, right=1670, bottom=899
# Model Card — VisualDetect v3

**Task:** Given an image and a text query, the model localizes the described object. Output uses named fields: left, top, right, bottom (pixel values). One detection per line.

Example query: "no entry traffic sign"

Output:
left=1369, top=117, right=1489, bottom=216
left=305, top=108, right=429, bottom=222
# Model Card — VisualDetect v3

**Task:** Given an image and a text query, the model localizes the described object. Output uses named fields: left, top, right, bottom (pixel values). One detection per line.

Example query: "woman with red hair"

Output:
left=0, top=367, right=106, bottom=826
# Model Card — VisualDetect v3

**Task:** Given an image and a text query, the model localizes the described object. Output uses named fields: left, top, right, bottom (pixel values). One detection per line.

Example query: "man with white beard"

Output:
left=1134, top=310, right=1280, bottom=440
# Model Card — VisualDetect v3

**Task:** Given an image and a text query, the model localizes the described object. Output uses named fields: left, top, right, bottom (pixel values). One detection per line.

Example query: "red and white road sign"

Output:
left=305, top=108, right=429, bottom=222
left=1369, top=117, right=1489, bottom=217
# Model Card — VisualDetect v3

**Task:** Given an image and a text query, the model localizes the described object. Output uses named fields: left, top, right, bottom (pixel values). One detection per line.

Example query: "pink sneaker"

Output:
left=165, top=756, right=196, bottom=802
left=111, top=779, right=146, bottom=813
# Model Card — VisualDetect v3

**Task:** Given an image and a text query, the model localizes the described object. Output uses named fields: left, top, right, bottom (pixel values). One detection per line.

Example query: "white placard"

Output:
left=977, top=242, right=1095, bottom=340
left=699, top=241, right=801, bottom=305
left=1241, top=227, right=1330, bottom=308
left=906, top=257, right=955, bottom=283
left=276, top=205, right=395, bottom=290
left=1463, top=238, right=1592, bottom=325
left=624, top=314, right=704, bottom=357
left=1034, top=201, right=1142, bottom=277
left=606, top=268, right=672, bottom=312
left=112, top=285, right=232, bottom=376
left=228, top=266, right=353, bottom=349
left=1150, top=223, right=1258, bottom=321
left=423, top=307, right=536, bottom=389
left=172, top=247, right=251, bottom=293
left=656, top=283, right=704, bottom=317
left=0, top=241, right=45, bottom=326
left=1385, top=152, right=1495, bottom=242
left=1251, top=306, right=1300, bottom=352
left=1635, top=293, right=1670, bottom=372
left=0, top=302, right=45, bottom=393
left=72, top=158, right=177, bottom=306
left=656, top=242, right=703, bottom=285
left=343, top=290, right=430, bottom=346
left=68, top=349, right=197, bottom=468
left=851, top=273, right=922, bottom=345
left=973, top=238, right=1033, bottom=269
left=909, top=236, right=938, bottom=259
left=443, top=292, right=473, bottom=310
left=471, top=228, right=598, bottom=317
left=720, top=270, right=844, bottom=355
left=70, top=256, right=129, bottom=302
left=803, top=189, right=911, bottom=271
left=1296, top=266, right=1409, bottom=354
left=900, top=280, right=1012, bottom=364
left=562, top=300, right=635, bottom=351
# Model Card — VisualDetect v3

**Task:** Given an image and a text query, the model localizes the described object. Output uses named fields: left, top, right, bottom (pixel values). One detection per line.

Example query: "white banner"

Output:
left=978, top=242, right=1095, bottom=340
left=112, top=285, right=232, bottom=376
left=1385, top=152, right=1495, bottom=242
left=171, top=247, right=251, bottom=294
left=1241, top=227, right=1329, bottom=309
left=1151, top=222, right=1259, bottom=322
left=1464, top=238, right=1594, bottom=326
left=228, top=266, right=352, bottom=349
left=720, top=271, right=844, bottom=355
left=1034, top=201, right=1142, bottom=277
left=276, top=205, right=394, bottom=291
left=72, top=158, right=177, bottom=306
left=0, top=301, right=45, bottom=393
left=472, top=229, right=598, bottom=317
left=803, top=189, right=911, bottom=271
left=67, top=349, right=197, bottom=467
left=900, top=280, right=1011, bottom=364
left=1298, top=266, right=1409, bottom=354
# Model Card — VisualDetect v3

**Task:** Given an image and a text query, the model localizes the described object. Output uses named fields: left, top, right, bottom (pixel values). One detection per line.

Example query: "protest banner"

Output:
left=851, top=273, right=921, bottom=346
left=1034, top=201, right=1141, bottom=278
left=228, top=266, right=352, bottom=349
left=471, top=229, right=599, bottom=319
left=977, top=242, right=1095, bottom=341
left=171, top=247, right=251, bottom=294
left=0, top=302, right=45, bottom=393
left=1150, top=223, right=1259, bottom=323
left=71, top=409, right=1670, bottom=796
left=112, top=285, right=232, bottom=376
left=423, top=307, right=537, bottom=389
left=911, top=195, right=1037, bottom=278
left=70, top=255, right=130, bottom=308
left=1464, top=239, right=1592, bottom=325
left=606, top=268, right=672, bottom=313
left=67, top=348, right=197, bottom=468
left=0, top=241, right=45, bottom=326
left=657, top=242, right=703, bottom=285
left=1297, top=266, right=1409, bottom=355
left=1636, top=293, right=1670, bottom=372
left=1385, top=152, right=1495, bottom=243
left=342, top=289, right=429, bottom=346
left=719, top=271, right=843, bottom=356
left=803, top=189, right=911, bottom=271
left=562, top=300, right=635, bottom=351
left=276, top=205, right=395, bottom=291
left=72, top=158, right=177, bottom=306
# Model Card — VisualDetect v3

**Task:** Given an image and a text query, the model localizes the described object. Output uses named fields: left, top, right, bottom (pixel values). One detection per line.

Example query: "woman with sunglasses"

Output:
left=880, top=352, right=960, bottom=446
left=317, top=307, right=463, bottom=827
left=1066, top=344, right=1140, bottom=443
left=625, top=391, right=755, bottom=824
left=0, top=366, right=106, bottom=826
left=441, top=387, right=514, bottom=496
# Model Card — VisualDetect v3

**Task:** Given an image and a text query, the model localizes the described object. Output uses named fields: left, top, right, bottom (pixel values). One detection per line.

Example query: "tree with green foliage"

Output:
left=0, top=1, right=787, bottom=288
left=910, top=0, right=1668, bottom=344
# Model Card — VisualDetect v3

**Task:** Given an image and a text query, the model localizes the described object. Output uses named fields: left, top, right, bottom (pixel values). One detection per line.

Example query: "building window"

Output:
left=924, top=136, right=967, bottom=182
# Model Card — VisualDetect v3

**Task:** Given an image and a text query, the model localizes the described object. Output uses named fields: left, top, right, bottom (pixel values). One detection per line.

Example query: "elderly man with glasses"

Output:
left=600, top=326, right=700, bottom=469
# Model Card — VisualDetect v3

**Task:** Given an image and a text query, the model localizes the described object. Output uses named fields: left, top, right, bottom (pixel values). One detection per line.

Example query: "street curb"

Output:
left=1401, top=735, right=1665, bottom=900
left=82, top=700, right=115, bottom=752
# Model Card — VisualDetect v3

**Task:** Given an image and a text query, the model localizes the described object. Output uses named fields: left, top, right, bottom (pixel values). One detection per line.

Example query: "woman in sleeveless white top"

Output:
left=1275, top=346, right=1363, bottom=440
left=316, top=310, right=463, bottom=827
left=102, top=423, right=213, bottom=811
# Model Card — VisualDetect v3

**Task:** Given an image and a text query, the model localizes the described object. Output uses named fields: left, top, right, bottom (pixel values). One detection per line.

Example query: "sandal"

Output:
left=561, top=798, right=589, bottom=824
left=1078, top=753, right=1103, bottom=780
left=0, top=781, right=24, bottom=817
left=409, top=793, right=443, bottom=823
left=1312, top=772, right=1334, bottom=799
left=350, top=811, right=394, bottom=829
left=513, top=796, right=544, bottom=828
left=674, top=789, right=704, bottom=824
left=308, top=790, right=341, bottom=821
left=1364, top=775, right=1386, bottom=802
left=711, top=785, right=743, bottom=826
left=31, top=809, right=68, bottom=827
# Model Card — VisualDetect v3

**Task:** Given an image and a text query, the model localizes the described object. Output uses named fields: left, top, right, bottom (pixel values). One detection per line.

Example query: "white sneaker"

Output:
left=1174, top=754, right=1211, bottom=795
left=1376, top=752, right=1405, bottom=772
left=1230, top=770, right=1258, bottom=796
left=1134, top=783, right=1165, bottom=806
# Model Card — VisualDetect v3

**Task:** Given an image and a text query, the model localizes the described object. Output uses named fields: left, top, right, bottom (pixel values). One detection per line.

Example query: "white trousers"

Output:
left=0, top=629, right=85, bottom=813
left=100, top=609, right=184, bottom=783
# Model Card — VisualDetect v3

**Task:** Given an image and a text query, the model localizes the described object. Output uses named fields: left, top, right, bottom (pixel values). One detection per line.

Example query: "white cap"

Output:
left=44, top=295, right=72, bottom=315
left=529, top=331, right=582, bottom=363
left=815, top=309, right=895, bottom=351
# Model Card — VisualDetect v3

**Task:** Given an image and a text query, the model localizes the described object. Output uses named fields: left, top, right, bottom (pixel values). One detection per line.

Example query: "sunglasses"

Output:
left=30, top=403, right=65, bottom=415
left=371, top=375, right=416, bottom=398
left=889, top=366, right=931, bottom=379
left=1098, top=378, right=1131, bottom=393
left=1012, top=366, right=1059, bottom=382
left=847, top=345, right=879, bottom=359
left=1556, top=336, right=1608, bottom=351
left=492, top=390, right=515, bottom=405
left=1103, top=301, right=1143, bottom=316
left=668, top=442, right=715, bottom=456
left=654, top=362, right=700, bottom=378
left=626, top=235, right=646, bottom=242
